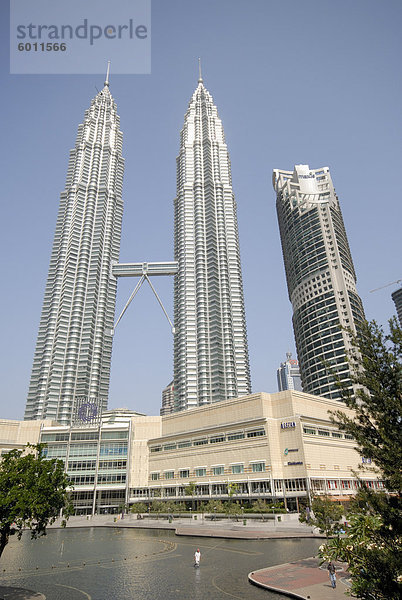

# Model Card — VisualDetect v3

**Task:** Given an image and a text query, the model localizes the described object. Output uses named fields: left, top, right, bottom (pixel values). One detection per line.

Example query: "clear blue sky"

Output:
left=1, top=0, right=401, bottom=420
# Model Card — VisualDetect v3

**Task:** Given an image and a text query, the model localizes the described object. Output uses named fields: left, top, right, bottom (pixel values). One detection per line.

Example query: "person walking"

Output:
left=194, top=548, right=201, bottom=567
left=327, top=561, right=336, bottom=589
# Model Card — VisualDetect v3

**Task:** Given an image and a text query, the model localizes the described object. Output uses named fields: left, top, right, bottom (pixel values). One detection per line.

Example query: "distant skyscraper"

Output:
left=25, top=73, right=124, bottom=425
left=173, top=72, right=251, bottom=411
left=274, top=164, right=365, bottom=400
left=160, top=381, right=174, bottom=416
left=277, top=352, right=302, bottom=392
left=391, top=287, right=402, bottom=327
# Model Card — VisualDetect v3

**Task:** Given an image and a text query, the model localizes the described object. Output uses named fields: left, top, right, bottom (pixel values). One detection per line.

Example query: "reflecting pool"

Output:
left=0, top=528, right=321, bottom=599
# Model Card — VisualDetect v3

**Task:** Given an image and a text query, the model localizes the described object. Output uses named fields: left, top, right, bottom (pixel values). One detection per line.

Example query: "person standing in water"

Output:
left=194, top=548, right=201, bottom=567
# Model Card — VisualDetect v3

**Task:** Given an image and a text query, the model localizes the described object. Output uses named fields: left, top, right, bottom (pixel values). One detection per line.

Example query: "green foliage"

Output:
left=322, top=318, right=402, bottom=598
left=299, top=495, right=343, bottom=538
left=226, top=501, right=242, bottom=520
left=227, top=482, right=238, bottom=498
left=0, top=444, right=72, bottom=559
left=185, top=481, right=196, bottom=509
left=150, top=499, right=164, bottom=514
left=331, top=318, right=402, bottom=492
left=131, top=502, right=147, bottom=515
left=203, top=499, right=224, bottom=514
left=318, top=489, right=402, bottom=599
left=252, top=498, right=268, bottom=520
left=164, top=500, right=176, bottom=514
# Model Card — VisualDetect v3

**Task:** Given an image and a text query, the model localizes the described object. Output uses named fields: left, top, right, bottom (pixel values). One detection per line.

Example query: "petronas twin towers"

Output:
left=25, top=70, right=251, bottom=424
left=173, top=73, right=250, bottom=410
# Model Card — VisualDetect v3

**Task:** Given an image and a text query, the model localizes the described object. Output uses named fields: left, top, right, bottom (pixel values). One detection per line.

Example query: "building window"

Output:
left=97, top=473, right=126, bottom=484
left=177, top=440, right=192, bottom=448
left=99, top=442, right=127, bottom=457
left=68, top=443, right=97, bottom=458
left=210, top=435, right=225, bottom=444
left=303, top=427, right=316, bottom=435
left=193, top=438, right=208, bottom=446
left=163, top=443, right=177, bottom=451
left=195, top=468, right=206, bottom=477
left=250, top=480, right=271, bottom=493
left=212, top=466, right=224, bottom=476
left=151, top=473, right=160, bottom=481
left=71, top=431, right=99, bottom=441
left=41, top=433, right=69, bottom=442
left=101, top=430, right=128, bottom=440
left=246, top=429, right=265, bottom=438
left=150, top=446, right=162, bottom=453
left=251, top=462, right=265, bottom=472
left=227, top=432, right=244, bottom=441
left=164, top=471, right=174, bottom=480
left=231, top=464, right=244, bottom=474
left=317, top=429, right=330, bottom=437
left=179, top=469, right=190, bottom=478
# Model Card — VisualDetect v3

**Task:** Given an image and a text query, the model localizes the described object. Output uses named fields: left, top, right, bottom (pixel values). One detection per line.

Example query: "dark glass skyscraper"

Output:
left=274, top=164, right=364, bottom=400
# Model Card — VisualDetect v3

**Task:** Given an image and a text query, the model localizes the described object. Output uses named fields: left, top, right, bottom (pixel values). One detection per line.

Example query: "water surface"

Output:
left=0, top=528, right=321, bottom=599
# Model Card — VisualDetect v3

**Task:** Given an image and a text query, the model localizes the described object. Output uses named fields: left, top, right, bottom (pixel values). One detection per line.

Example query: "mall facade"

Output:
left=0, top=391, right=383, bottom=514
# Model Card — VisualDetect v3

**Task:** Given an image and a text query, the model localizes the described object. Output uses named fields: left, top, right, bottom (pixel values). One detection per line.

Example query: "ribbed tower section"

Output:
left=173, top=76, right=251, bottom=411
left=274, top=164, right=365, bottom=400
left=25, top=81, right=124, bottom=425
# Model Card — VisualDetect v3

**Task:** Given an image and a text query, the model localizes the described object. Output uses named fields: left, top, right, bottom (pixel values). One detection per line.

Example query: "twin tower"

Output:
left=25, top=72, right=365, bottom=425
left=25, top=73, right=251, bottom=425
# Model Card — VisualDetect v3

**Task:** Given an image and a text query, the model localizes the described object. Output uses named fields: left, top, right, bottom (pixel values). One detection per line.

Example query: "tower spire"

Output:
left=198, top=57, right=203, bottom=83
left=105, top=60, right=111, bottom=87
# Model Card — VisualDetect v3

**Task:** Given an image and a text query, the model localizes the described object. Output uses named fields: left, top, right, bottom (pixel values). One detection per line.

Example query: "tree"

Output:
left=226, top=501, right=242, bottom=521
left=319, top=488, right=401, bottom=599
left=299, top=495, right=343, bottom=538
left=184, top=481, right=196, bottom=510
left=253, top=498, right=271, bottom=521
left=204, top=499, right=224, bottom=518
left=131, top=502, right=147, bottom=518
left=330, top=318, right=402, bottom=492
left=0, top=444, right=72, bottom=559
left=150, top=499, right=164, bottom=519
left=318, top=318, right=402, bottom=599
left=164, top=500, right=176, bottom=516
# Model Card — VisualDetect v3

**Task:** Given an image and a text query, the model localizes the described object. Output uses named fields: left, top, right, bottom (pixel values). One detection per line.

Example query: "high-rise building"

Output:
left=273, top=164, right=365, bottom=400
left=25, top=74, right=124, bottom=425
left=160, top=381, right=175, bottom=416
left=277, top=352, right=302, bottom=392
left=173, top=73, right=251, bottom=411
left=391, top=287, right=402, bottom=327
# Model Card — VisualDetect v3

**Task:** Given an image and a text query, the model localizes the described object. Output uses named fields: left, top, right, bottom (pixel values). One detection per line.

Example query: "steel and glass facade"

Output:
left=274, top=165, right=365, bottom=400
left=173, top=76, right=251, bottom=410
left=40, top=410, right=133, bottom=514
left=25, top=81, right=124, bottom=424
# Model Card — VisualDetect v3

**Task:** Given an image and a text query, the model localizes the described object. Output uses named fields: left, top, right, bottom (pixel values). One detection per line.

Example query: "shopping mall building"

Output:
left=0, top=391, right=383, bottom=514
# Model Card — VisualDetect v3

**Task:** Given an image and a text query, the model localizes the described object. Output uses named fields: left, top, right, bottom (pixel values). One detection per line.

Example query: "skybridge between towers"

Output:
left=111, top=261, right=178, bottom=335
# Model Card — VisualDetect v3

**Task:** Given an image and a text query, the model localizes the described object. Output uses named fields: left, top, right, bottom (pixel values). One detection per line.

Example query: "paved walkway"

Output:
left=249, top=558, right=351, bottom=600
left=53, top=513, right=324, bottom=540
